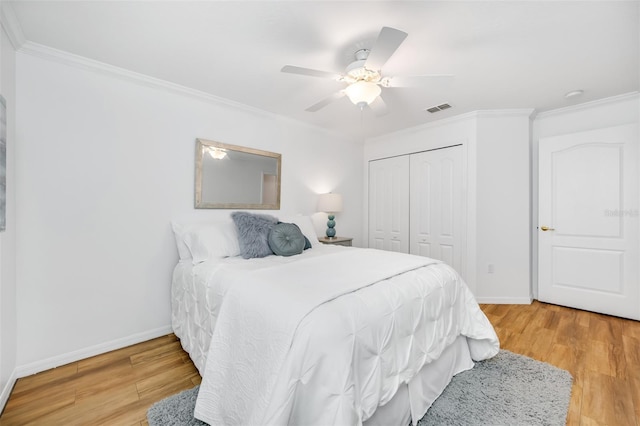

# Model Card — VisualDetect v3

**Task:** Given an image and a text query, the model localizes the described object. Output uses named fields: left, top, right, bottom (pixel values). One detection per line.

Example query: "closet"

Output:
left=368, top=155, right=409, bottom=252
left=368, top=145, right=464, bottom=272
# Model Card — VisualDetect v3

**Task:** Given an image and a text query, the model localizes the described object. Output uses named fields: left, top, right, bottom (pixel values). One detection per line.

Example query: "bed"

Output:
left=171, top=214, right=499, bottom=426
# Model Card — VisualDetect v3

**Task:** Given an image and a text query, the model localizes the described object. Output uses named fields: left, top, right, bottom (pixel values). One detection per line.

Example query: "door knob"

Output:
left=540, top=226, right=555, bottom=231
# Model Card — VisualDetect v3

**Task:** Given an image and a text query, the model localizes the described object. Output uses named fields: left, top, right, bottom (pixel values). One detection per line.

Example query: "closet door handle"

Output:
left=540, top=226, right=555, bottom=232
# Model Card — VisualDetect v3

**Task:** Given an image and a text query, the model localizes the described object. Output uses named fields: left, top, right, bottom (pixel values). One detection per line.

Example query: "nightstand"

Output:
left=318, top=236, right=353, bottom=247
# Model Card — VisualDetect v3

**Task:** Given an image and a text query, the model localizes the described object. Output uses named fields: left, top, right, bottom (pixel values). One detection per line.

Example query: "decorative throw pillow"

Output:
left=268, top=223, right=306, bottom=257
left=303, top=235, right=312, bottom=250
left=278, top=215, right=320, bottom=248
left=231, top=211, right=278, bottom=259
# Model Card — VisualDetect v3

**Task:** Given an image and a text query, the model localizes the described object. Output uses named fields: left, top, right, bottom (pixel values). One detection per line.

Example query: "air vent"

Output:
left=426, top=103, right=452, bottom=113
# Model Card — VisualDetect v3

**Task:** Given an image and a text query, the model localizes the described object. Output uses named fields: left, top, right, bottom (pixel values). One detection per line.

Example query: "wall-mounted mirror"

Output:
left=195, top=139, right=281, bottom=209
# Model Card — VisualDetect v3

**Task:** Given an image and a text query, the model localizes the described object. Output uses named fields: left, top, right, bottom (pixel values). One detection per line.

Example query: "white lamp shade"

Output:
left=344, top=81, right=381, bottom=105
left=317, top=193, right=343, bottom=213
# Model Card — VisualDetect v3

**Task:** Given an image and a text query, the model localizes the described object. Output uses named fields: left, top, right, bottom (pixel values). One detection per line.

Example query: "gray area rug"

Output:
left=147, top=350, right=573, bottom=426
left=417, top=350, right=573, bottom=426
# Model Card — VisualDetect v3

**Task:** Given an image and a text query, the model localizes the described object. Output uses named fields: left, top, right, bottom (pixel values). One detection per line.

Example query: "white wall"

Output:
left=531, top=92, right=640, bottom=297
left=15, top=50, right=363, bottom=374
left=474, top=112, right=532, bottom=302
left=0, top=18, right=18, bottom=409
left=364, top=110, right=533, bottom=303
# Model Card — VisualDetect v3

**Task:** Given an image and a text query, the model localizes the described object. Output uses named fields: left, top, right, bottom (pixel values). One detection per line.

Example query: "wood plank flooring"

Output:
left=1, top=301, right=638, bottom=425
left=481, top=301, right=640, bottom=426
left=0, top=334, right=201, bottom=425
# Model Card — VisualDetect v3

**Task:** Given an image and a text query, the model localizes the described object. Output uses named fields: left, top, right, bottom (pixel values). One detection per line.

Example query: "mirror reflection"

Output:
left=195, top=139, right=281, bottom=209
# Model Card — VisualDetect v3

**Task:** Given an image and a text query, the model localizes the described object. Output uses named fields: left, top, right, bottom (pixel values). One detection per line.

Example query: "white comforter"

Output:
left=191, top=247, right=499, bottom=426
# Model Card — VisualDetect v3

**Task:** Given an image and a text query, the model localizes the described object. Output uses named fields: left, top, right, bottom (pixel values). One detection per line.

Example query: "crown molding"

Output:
left=0, top=2, right=26, bottom=49
left=367, top=111, right=478, bottom=143
left=368, top=108, right=536, bottom=143
left=474, top=108, right=536, bottom=118
left=19, top=41, right=271, bottom=116
left=17, top=41, right=354, bottom=142
left=536, top=92, right=639, bottom=119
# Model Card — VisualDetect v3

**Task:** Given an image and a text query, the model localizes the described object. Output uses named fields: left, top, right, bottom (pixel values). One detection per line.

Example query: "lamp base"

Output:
left=325, top=214, right=336, bottom=238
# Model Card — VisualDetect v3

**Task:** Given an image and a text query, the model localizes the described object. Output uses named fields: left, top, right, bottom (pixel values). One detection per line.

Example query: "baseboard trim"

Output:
left=475, top=296, right=533, bottom=304
left=15, top=325, right=173, bottom=379
left=0, top=369, right=17, bottom=414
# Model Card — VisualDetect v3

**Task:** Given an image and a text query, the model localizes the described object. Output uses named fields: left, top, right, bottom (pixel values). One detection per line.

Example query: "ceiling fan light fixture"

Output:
left=344, top=81, right=381, bottom=106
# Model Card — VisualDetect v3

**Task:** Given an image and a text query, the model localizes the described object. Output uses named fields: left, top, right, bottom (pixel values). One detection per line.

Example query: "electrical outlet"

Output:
left=487, top=264, right=494, bottom=274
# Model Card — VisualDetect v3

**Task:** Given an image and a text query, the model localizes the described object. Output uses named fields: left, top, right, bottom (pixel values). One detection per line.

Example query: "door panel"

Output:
left=416, top=242, right=431, bottom=258
left=410, top=146, right=463, bottom=272
left=538, top=124, right=639, bottom=320
left=372, top=238, right=384, bottom=251
left=368, top=156, right=409, bottom=252
left=552, top=247, right=623, bottom=293
left=416, top=163, right=432, bottom=237
left=553, top=144, right=622, bottom=237
left=441, top=244, right=454, bottom=267
left=440, top=158, right=455, bottom=236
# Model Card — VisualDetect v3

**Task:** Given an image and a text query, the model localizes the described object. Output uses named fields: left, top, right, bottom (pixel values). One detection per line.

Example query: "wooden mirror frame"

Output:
left=195, top=139, right=281, bottom=209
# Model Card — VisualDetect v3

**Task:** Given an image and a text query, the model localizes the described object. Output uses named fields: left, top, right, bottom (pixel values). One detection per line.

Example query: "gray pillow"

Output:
left=268, top=223, right=305, bottom=257
left=231, top=212, right=278, bottom=259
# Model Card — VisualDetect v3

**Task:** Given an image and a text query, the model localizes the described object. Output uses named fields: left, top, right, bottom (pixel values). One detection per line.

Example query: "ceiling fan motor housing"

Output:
left=345, top=49, right=381, bottom=83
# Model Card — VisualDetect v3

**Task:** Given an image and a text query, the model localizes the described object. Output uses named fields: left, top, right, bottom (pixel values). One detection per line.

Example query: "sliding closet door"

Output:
left=410, top=146, right=463, bottom=271
left=368, top=156, right=410, bottom=252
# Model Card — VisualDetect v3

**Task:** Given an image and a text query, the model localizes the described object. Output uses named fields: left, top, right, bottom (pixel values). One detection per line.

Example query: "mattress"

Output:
left=171, top=245, right=499, bottom=425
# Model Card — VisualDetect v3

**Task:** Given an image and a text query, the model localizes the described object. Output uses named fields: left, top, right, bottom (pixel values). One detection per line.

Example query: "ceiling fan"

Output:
left=281, top=27, right=446, bottom=116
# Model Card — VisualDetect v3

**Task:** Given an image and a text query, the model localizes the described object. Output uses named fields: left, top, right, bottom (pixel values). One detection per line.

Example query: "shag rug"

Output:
left=147, top=350, right=573, bottom=426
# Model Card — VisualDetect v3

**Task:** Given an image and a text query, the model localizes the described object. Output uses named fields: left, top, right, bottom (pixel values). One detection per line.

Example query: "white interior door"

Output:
left=409, top=146, right=463, bottom=272
left=368, top=156, right=409, bottom=252
left=538, top=124, right=639, bottom=320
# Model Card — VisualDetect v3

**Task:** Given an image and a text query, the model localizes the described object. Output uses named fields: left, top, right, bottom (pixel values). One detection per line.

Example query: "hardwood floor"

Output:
left=481, top=301, right=640, bottom=426
left=0, top=334, right=200, bottom=425
left=1, top=301, right=638, bottom=425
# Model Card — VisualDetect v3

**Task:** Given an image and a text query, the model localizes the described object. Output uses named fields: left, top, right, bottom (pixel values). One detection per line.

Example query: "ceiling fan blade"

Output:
left=364, top=27, right=408, bottom=72
left=386, top=74, right=455, bottom=88
left=281, top=65, right=342, bottom=80
left=369, top=96, right=389, bottom=116
left=305, top=91, right=345, bottom=112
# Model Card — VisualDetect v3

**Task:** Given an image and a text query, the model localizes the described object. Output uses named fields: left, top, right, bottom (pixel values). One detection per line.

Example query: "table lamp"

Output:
left=317, top=193, right=343, bottom=238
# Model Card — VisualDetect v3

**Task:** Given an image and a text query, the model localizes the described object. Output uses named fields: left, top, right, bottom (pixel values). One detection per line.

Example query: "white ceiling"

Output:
left=7, top=1, right=640, bottom=139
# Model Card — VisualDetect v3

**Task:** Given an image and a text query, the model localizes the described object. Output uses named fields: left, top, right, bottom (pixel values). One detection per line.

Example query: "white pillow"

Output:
left=183, top=220, right=241, bottom=264
left=280, top=215, right=320, bottom=248
left=171, top=221, right=194, bottom=260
